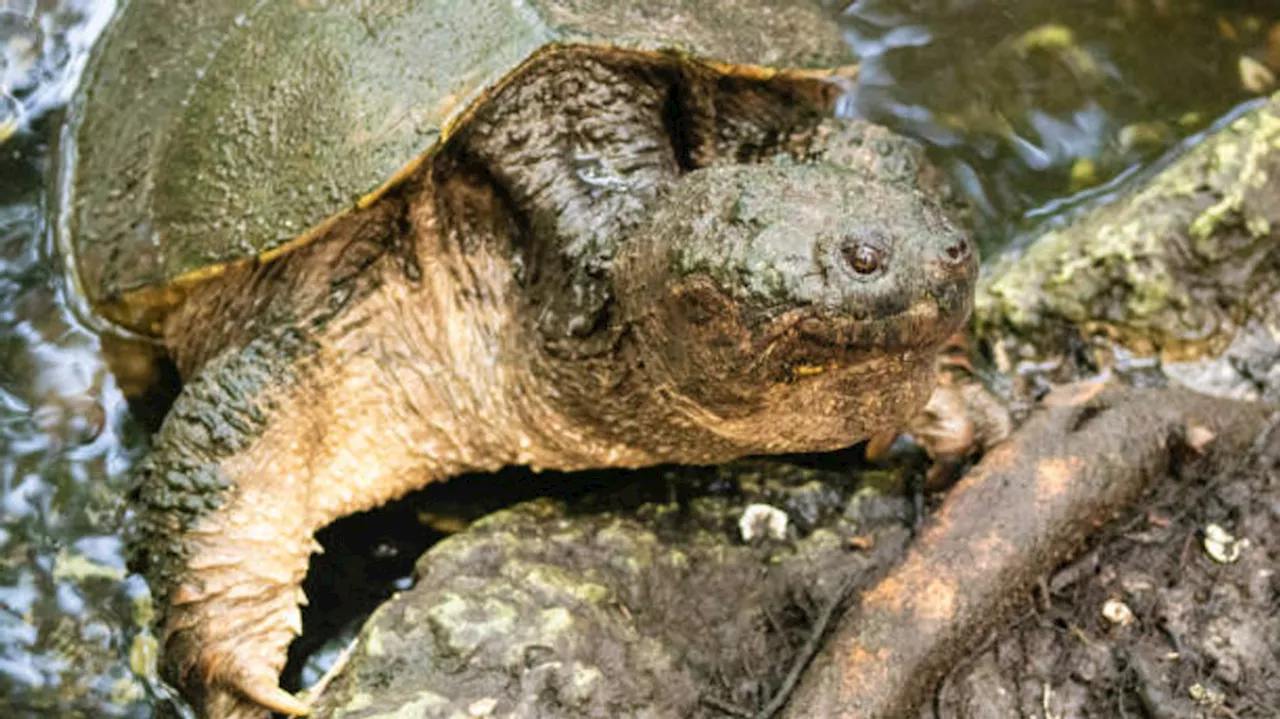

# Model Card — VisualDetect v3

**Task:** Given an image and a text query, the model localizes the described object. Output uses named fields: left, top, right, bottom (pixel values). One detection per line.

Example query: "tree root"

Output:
left=780, top=383, right=1278, bottom=719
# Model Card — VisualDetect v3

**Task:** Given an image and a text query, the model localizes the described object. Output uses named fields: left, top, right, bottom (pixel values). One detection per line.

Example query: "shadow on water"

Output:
left=0, top=0, right=1276, bottom=716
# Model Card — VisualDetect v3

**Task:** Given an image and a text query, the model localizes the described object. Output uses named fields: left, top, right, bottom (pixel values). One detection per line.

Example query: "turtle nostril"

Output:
left=842, top=242, right=885, bottom=275
left=941, top=236, right=972, bottom=265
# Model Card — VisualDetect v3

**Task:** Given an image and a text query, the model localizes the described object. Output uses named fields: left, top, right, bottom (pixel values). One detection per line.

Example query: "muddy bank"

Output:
left=921, top=416, right=1279, bottom=719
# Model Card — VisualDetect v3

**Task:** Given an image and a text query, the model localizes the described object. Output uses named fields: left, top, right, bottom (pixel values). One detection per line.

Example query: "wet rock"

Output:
left=975, top=91, right=1280, bottom=401
left=306, top=462, right=913, bottom=719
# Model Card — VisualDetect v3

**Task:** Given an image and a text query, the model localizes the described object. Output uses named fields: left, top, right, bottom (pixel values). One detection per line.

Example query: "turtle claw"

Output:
left=159, top=542, right=313, bottom=718
left=201, top=682, right=308, bottom=719
left=140, top=483, right=321, bottom=718
left=239, top=677, right=310, bottom=717
left=162, top=592, right=311, bottom=718
left=164, top=603, right=312, bottom=719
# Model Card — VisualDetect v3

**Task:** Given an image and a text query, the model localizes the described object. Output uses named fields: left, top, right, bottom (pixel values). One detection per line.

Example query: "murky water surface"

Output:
left=1, top=0, right=1277, bottom=716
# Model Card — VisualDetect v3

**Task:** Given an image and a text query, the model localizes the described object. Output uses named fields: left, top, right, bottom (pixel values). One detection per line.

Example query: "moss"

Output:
left=975, top=92, right=1280, bottom=361
left=307, top=462, right=914, bottom=718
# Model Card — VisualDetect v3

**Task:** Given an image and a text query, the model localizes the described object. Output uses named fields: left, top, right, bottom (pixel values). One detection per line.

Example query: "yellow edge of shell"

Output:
left=99, top=45, right=858, bottom=335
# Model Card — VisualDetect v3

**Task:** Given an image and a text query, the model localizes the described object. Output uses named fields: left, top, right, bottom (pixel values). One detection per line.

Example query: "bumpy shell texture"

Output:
left=70, top=0, right=853, bottom=333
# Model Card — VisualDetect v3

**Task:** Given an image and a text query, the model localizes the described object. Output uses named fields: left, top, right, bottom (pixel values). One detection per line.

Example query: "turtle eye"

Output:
left=842, top=242, right=886, bottom=275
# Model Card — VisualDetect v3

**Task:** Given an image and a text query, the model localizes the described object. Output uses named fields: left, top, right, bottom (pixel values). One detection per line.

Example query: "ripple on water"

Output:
left=2, top=1, right=151, bottom=718
left=840, top=0, right=1280, bottom=247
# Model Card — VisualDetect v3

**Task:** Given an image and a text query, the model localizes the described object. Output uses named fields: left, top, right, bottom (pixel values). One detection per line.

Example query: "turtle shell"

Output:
left=69, top=0, right=855, bottom=333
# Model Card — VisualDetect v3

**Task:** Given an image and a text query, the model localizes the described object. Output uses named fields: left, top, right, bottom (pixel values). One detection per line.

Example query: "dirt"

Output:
left=929, top=418, right=1279, bottom=718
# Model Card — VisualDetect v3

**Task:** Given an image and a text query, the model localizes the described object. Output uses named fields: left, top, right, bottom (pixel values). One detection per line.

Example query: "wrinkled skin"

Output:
left=125, top=49, right=976, bottom=718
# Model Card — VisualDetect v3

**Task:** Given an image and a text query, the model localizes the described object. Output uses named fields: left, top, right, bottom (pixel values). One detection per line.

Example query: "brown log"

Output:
left=780, top=384, right=1278, bottom=719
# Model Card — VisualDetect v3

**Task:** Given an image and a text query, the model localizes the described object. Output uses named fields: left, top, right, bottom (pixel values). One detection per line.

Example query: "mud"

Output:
left=925, top=417, right=1280, bottom=719
left=784, top=386, right=1277, bottom=719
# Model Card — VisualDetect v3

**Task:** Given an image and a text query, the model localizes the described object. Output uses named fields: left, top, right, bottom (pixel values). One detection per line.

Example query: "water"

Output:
left=843, top=0, right=1280, bottom=244
left=1, top=2, right=155, bottom=716
left=0, top=1, right=1277, bottom=716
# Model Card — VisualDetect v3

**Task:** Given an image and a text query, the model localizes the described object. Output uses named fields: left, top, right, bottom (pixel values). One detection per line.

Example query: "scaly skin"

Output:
left=126, top=59, right=976, bottom=716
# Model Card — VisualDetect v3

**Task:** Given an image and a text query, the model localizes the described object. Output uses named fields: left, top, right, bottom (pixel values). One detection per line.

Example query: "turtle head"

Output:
left=614, top=161, right=976, bottom=451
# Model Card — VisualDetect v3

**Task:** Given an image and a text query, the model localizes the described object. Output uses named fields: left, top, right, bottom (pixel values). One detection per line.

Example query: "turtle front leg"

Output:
left=160, top=494, right=313, bottom=718
left=128, top=337, right=310, bottom=717
left=129, top=330, right=459, bottom=718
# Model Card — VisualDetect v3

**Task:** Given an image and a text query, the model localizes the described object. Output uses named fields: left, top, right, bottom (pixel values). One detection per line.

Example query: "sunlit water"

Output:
left=0, top=1, right=1277, bottom=716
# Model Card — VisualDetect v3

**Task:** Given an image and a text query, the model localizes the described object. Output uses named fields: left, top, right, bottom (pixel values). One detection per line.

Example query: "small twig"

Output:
left=699, top=694, right=752, bottom=718
left=749, top=573, right=861, bottom=719
left=930, top=628, right=1003, bottom=719
left=701, top=572, right=861, bottom=719
left=1249, top=411, right=1280, bottom=456
left=761, top=606, right=794, bottom=651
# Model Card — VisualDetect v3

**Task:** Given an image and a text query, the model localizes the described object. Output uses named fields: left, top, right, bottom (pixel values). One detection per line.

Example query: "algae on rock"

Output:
left=975, top=91, right=1280, bottom=400
left=305, top=462, right=913, bottom=719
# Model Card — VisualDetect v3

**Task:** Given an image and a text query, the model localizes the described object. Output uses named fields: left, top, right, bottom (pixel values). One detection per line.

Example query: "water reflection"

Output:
left=0, top=0, right=1277, bottom=717
left=1, top=2, right=149, bottom=717
left=841, top=0, right=1280, bottom=243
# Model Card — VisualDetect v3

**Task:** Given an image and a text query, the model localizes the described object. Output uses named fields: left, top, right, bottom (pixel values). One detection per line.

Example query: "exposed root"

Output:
left=780, top=383, right=1277, bottom=719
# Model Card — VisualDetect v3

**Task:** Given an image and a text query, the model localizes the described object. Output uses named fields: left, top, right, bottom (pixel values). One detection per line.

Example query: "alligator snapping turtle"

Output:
left=70, top=0, right=976, bottom=716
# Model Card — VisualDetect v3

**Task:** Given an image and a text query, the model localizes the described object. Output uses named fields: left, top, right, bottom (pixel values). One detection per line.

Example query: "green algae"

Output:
left=975, top=92, right=1280, bottom=361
